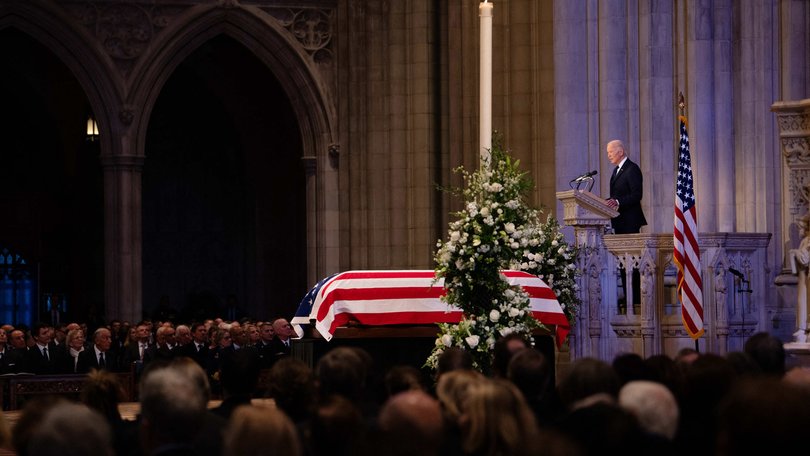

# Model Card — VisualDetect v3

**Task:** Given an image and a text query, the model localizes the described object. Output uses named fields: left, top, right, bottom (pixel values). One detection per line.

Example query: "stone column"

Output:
left=713, top=0, right=735, bottom=232
left=686, top=1, right=718, bottom=232
left=100, top=154, right=144, bottom=324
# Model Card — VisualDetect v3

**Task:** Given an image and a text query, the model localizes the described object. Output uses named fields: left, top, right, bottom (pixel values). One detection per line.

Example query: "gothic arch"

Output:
left=127, top=4, right=338, bottom=284
left=0, top=2, right=121, bottom=156
left=127, top=4, right=336, bottom=162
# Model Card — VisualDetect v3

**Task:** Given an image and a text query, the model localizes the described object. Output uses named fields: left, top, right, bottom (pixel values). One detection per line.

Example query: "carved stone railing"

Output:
left=570, top=232, right=770, bottom=361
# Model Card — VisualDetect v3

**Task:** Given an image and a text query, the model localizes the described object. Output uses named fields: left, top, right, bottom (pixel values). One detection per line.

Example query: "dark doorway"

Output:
left=0, top=28, right=104, bottom=326
left=143, top=35, right=306, bottom=323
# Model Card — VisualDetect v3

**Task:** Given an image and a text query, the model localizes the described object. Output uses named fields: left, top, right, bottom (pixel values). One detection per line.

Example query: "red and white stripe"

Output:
left=307, top=270, right=569, bottom=347
left=674, top=197, right=704, bottom=338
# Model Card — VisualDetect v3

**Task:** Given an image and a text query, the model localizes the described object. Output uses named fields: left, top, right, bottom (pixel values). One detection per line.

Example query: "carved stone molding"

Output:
left=61, top=2, right=185, bottom=77
left=58, top=2, right=336, bottom=77
left=261, top=7, right=334, bottom=64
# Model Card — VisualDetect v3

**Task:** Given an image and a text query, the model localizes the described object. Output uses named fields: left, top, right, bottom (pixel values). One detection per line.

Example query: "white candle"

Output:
left=479, top=0, right=493, bottom=166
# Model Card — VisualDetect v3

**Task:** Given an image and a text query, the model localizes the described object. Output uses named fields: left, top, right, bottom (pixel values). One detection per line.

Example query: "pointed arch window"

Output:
left=0, top=246, right=34, bottom=326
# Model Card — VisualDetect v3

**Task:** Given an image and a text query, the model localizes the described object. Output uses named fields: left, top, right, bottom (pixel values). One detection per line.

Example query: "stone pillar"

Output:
left=303, top=154, right=318, bottom=287
left=598, top=0, right=629, bottom=142
left=100, top=154, right=144, bottom=324
left=686, top=0, right=718, bottom=232
left=713, top=0, right=735, bottom=232
left=553, top=0, right=592, bottom=222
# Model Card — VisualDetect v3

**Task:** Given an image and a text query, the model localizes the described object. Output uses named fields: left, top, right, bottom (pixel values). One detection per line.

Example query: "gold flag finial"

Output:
left=678, top=92, right=686, bottom=116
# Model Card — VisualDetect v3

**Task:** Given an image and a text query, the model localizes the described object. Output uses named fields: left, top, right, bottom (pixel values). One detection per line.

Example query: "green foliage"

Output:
left=427, top=140, right=580, bottom=371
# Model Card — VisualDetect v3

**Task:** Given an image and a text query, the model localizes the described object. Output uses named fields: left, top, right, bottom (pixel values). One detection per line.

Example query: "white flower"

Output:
left=465, top=335, right=480, bottom=348
left=489, top=309, right=500, bottom=322
left=441, top=334, right=454, bottom=347
left=450, top=231, right=460, bottom=242
left=490, top=182, right=503, bottom=192
left=508, top=307, right=520, bottom=317
left=505, top=222, right=516, bottom=233
left=551, top=240, right=559, bottom=247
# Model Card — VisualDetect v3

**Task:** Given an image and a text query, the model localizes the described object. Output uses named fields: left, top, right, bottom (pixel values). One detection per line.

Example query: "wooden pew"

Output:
left=1, top=371, right=134, bottom=410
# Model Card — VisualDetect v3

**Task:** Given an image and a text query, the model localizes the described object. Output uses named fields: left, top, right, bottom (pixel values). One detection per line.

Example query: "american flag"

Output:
left=293, top=270, right=570, bottom=348
left=674, top=115, right=704, bottom=339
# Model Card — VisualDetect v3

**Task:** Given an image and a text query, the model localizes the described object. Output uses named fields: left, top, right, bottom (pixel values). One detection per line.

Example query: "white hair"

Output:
left=618, top=380, right=679, bottom=440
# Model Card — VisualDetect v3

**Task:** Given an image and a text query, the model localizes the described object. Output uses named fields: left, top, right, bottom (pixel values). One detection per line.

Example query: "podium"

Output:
left=556, top=189, right=619, bottom=359
left=556, top=189, right=618, bottom=242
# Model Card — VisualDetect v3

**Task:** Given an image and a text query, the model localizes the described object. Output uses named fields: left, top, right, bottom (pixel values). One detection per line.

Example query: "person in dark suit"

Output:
left=268, top=318, right=293, bottom=363
left=0, top=328, right=24, bottom=374
left=606, top=140, right=647, bottom=234
left=606, top=140, right=647, bottom=307
left=77, top=327, right=120, bottom=373
left=24, top=322, right=62, bottom=374
left=177, top=322, right=209, bottom=368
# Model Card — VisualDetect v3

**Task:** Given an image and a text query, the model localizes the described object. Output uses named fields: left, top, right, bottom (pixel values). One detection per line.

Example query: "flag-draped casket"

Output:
left=292, top=270, right=570, bottom=348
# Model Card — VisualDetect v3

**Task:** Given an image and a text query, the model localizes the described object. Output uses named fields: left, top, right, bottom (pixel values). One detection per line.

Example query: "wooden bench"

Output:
left=0, top=371, right=134, bottom=410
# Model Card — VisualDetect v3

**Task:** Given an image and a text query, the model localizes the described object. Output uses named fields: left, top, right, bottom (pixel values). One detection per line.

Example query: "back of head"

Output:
left=507, top=348, right=552, bottom=400
left=384, top=365, right=425, bottom=397
left=139, top=361, right=208, bottom=446
left=268, top=357, right=316, bottom=422
left=612, top=353, right=653, bottom=386
left=80, top=369, right=124, bottom=423
left=436, top=346, right=473, bottom=378
left=378, top=390, right=444, bottom=456
left=316, top=347, right=367, bottom=400
left=717, top=377, right=810, bottom=455
left=435, top=369, right=485, bottom=423
left=460, top=378, right=539, bottom=456
left=491, top=333, right=529, bottom=377
left=224, top=405, right=301, bottom=456
left=743, top=332, right=785, bottom=376
left=557, top=357, right=621, bottom=409
left=28, top=403, right=113, bottom=456
left=310, top=394, right=367, bottom=456
left=618, top=380, right=679, bottom=440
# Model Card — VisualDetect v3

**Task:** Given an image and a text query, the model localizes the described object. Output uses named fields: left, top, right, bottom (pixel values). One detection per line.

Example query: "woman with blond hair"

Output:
left=224, top=405, right=301, bottom=456
left=458, top=378, right=540, bottom=456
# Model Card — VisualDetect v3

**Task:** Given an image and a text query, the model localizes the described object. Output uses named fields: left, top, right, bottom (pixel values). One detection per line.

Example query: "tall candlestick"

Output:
left=479, top=0, right=492, bottom=166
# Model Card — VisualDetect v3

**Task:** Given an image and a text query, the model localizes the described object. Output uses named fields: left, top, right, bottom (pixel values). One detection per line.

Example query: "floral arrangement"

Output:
left=426, top=139, right=580, bottom=371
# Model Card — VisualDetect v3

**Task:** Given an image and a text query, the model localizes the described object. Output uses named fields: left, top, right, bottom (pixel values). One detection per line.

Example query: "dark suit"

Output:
left=76, top=348, right=120, bottom=373
left=268, top=338, right=292, bottom=362
left=177, top=342, right=209, bottom=368
left=0, top=348, right=24, bottom=374
left=24, top=344, right=61, bottom=374
left=609, top=158, right=647, bottom=234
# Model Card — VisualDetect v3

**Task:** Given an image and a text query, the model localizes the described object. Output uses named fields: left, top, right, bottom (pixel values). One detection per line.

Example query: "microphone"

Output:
left=728, top=267, right=745, bottom=279
left=572, top=170, right=598, bottom=182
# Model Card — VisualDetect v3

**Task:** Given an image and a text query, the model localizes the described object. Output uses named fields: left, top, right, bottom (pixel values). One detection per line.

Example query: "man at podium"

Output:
left=605, top=140, right=647, bottom=234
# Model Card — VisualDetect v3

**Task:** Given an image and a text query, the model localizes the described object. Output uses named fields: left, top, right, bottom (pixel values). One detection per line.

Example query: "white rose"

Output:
left=505, top=222, right=516, bottom=233
left=489, top=309, right=500, bottom=322
left=441, top=334, right=453, bottom=347
left=508, top=307, right=520, bottom=317
left=551, top=240, right=559, bottom=247
left=450, top=231, right=460, bottom=242
left=465, top=335, right=480, bottom=348
left=480, top=207, right=490, bottom=217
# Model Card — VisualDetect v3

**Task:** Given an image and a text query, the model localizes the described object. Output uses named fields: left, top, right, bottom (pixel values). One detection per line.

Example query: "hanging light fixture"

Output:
left=86, top=114, right=99, bottom=141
